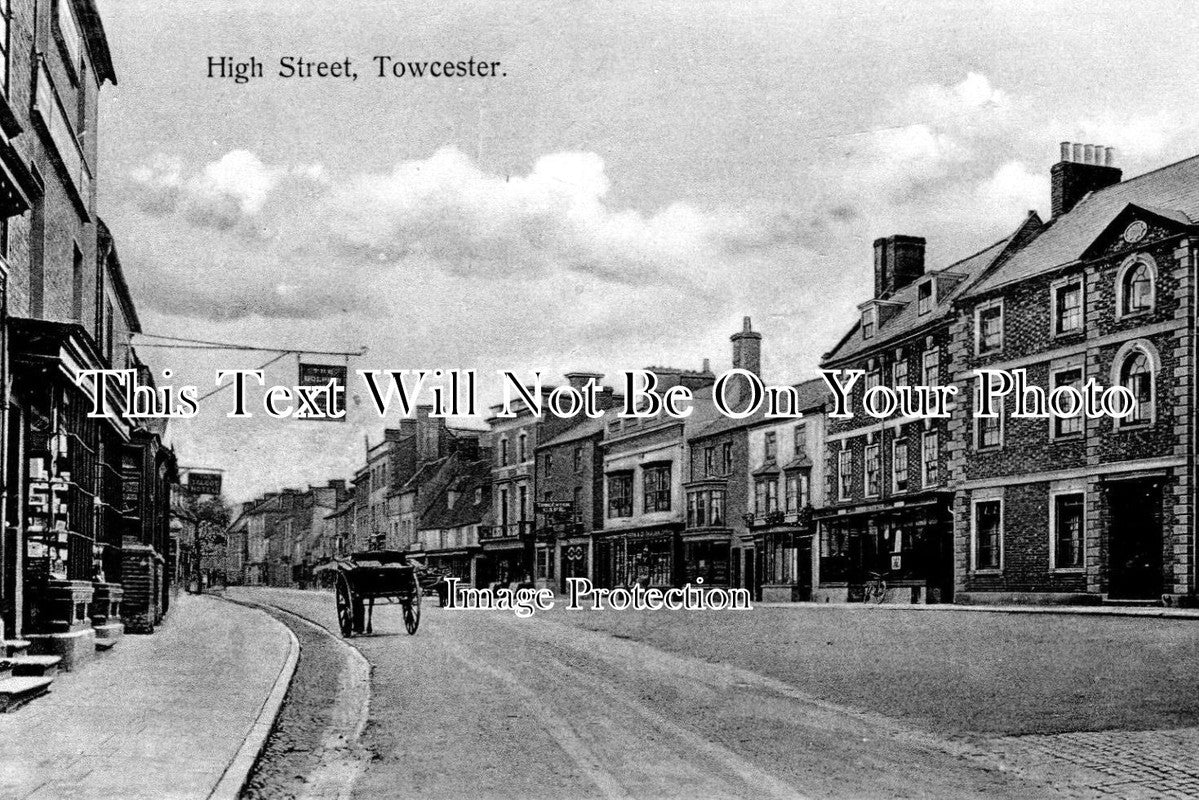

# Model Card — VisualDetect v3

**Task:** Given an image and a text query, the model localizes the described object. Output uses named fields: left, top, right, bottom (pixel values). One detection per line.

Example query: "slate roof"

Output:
left=418, top=458, right=492, bottom=530
left=823, top=237, right=1010, bottom=365
left=537, top=415, right=607, bottom=450
left=970, top=153, right=1199, bottom=294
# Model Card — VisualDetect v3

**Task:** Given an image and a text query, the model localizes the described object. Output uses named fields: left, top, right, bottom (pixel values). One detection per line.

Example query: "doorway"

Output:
left=1107, top=480, right=1163, bottom=601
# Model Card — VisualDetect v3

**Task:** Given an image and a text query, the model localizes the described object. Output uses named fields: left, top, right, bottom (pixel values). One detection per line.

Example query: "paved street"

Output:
left=0, top=594, right=294, bottom=800
left=229, top=588, right=1199, bottom=800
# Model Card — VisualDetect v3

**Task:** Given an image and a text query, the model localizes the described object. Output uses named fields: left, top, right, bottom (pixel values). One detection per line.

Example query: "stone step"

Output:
left=10, top=655, right=61, bottom=678
left=93, top=622, right=124, bottom=652
left=0, top=676, right=52, bottom=712
left=3, top=639, right=31, bottom=658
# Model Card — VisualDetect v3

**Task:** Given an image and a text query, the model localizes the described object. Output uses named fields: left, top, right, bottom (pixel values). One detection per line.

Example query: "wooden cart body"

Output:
left=331, top=550, right=421, bottom=636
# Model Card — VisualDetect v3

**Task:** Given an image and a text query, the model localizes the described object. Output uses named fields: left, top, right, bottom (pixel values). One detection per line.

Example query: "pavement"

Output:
left=0, top=592, right=297, bottom=800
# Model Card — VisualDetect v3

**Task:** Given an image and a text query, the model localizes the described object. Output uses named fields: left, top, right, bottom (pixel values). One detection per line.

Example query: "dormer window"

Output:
left=861, top=307, right=876, bottom=340
left=917, top=280, right=933, bottom=315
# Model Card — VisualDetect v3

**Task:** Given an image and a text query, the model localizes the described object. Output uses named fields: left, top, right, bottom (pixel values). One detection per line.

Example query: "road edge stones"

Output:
left=207, top=594, right=302, bottom=800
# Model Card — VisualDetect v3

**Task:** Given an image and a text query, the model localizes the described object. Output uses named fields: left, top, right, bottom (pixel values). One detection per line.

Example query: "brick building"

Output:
left=0, top=0, right=178, bottom=687
left=951, top=144, right=1196, bottom=606
left=818, top=234, right=1013, bottom=602
left=531, top=374, right=619, bottom=592
left=596, top=366, right=718, bottom=589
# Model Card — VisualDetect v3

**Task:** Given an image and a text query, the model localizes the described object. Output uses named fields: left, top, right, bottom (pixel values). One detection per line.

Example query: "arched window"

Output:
left=1117, top=255, right=1156, bottom=318
left=1119, top=350, right=1153, bottom=425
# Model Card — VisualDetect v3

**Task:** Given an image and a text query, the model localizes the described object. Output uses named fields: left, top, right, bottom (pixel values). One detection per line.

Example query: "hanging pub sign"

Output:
left=188, top=471, right=223, bottom=496
left=297, top=362, right=348, bottom=421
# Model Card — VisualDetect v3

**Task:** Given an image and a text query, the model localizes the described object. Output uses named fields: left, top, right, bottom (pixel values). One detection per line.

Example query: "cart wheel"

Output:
left=336, top=574, right=355, bottom=638
left=352, top=593, right=366, bottom=635
left=403, top=588, right=421, bottom=635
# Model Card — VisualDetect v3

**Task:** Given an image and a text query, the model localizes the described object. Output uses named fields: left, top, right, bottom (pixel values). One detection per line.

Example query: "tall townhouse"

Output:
left=0, top=0, right=178, bottom=675
left=951, top=144, right=1196, bottom=606
left=482, top=386, right=554, bottom=587
left=739, top=379, right=827, bottom=602
left=411, top=442, right=491, bottom=586
left=597, top=366, right=718, bottom=589
left=531, top=373, right=619, bottom=592
left=677, top=319, right=773, bottom=597
left=819, top=234, right=1016, bottom=603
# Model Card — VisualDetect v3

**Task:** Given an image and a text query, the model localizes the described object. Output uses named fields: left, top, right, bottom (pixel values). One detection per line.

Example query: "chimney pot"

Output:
left=742, top=316, right=752, bottom=332
left=1051, top=142, right=1122, bottom=217
left=1104, top=146, right=1115, bottom=167
left=702, top=358, right=711, bottom=373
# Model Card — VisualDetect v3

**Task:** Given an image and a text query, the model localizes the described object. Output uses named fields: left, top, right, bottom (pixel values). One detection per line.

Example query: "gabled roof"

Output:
left=822, top=237, right=1009, bottom=365
left=970, top=154, right=1199, bottom=294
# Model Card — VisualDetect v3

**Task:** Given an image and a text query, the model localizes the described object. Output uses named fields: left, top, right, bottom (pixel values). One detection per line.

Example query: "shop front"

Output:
left=8, top=319, right=136, bottom=665
left=594, top=525, right=681, bottom=589
left=815, top=493, right=953, bottom=604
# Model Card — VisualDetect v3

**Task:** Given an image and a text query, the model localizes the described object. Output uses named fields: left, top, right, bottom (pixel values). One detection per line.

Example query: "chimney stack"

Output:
left=1052, top=141, right=1121, bottom=217
left=564, top=371, right=604, bottom=392
left=730, top=316, right=762, bottom=377
left=873, top=235, right=926, bottom=299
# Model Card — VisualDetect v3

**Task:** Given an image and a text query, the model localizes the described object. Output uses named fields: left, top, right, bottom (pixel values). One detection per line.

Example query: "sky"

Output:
left=94, top=0, right=1199, bottom=501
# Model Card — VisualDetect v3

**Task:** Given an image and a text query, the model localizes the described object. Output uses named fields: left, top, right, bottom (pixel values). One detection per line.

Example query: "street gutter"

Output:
left=208, top=595, right=302, bottom=800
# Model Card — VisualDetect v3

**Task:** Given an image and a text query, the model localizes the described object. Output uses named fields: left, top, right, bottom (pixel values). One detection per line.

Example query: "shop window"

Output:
left=972, top=500, right=1002, bottom=571
left=1051, top=492, right=1084, bottom=570
left=642, top=464, right=671, bottom=513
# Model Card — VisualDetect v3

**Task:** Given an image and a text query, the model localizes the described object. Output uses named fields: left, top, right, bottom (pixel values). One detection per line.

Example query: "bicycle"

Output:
left=864, top=570, right=889, bottom=604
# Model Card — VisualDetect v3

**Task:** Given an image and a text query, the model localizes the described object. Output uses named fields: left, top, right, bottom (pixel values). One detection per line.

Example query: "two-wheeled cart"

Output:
left=330, top=550, right=421, bottom=636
